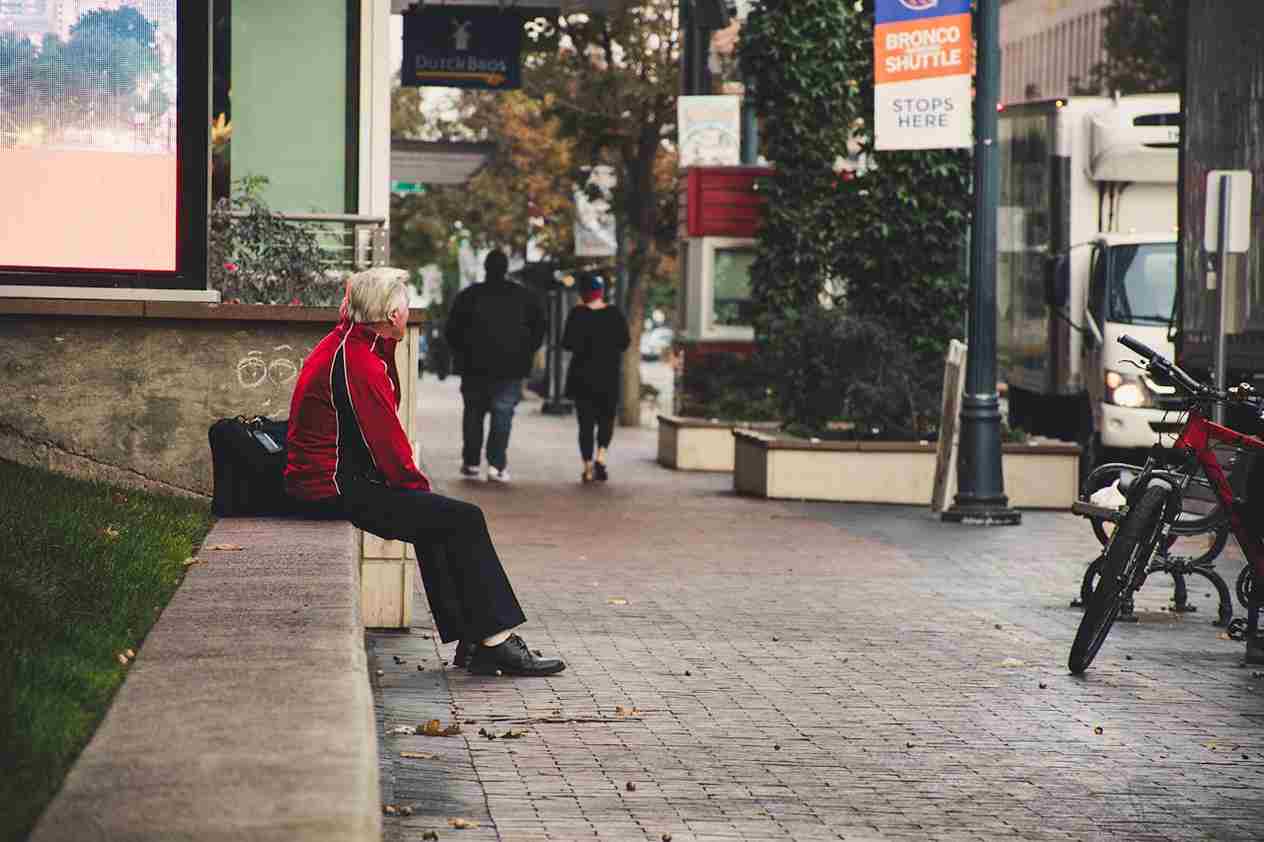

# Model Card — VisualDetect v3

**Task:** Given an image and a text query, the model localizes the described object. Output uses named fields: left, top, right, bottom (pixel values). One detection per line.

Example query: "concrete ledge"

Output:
left=657, top=415, right=779, bottom=472
left=733, top=430, right=1080, bottom=509
left=30, top=518, right=382, bottom=842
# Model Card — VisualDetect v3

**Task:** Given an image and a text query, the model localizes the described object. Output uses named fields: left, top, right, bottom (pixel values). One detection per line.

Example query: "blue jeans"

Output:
left=461, top=377, right=522, bottom=470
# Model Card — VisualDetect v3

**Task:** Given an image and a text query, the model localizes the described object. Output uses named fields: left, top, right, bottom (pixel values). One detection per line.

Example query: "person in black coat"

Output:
left=445, top=249, right=546, bottom=483
left=561, top=275, right=631, bottom=483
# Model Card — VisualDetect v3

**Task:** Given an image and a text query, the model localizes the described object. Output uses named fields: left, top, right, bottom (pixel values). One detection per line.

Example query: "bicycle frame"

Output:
left=1166, top=402, right=1264, bottom=637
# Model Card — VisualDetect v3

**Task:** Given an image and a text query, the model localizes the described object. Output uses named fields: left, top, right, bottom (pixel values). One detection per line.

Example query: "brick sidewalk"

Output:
left=369, top=376, right=1264, bottom=842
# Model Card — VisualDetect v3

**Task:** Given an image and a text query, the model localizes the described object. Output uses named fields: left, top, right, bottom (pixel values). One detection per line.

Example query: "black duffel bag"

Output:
left=208, top=415, right=292, bottom=516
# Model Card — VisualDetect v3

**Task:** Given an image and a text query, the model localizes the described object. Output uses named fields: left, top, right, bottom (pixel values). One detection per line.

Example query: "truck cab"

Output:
left=1083, top=233, right=1179, bottom=454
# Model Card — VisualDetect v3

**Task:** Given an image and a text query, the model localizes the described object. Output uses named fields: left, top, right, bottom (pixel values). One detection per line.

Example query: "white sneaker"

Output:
left=487, top=466, right=511, bottom=483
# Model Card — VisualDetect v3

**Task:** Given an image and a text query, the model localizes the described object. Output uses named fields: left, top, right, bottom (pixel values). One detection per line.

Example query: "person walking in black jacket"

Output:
left=445, top=249, right=546, bottom=483
left=561, top=275, right=630, bottom=483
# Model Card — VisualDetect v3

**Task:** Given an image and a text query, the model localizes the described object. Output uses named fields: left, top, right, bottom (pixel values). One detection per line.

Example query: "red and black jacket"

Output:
left=284, top=319, right=431, bottom=501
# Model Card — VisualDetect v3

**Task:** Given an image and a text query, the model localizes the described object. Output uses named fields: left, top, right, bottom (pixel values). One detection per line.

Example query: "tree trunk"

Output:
left=619, top=279, right=648, bottom=426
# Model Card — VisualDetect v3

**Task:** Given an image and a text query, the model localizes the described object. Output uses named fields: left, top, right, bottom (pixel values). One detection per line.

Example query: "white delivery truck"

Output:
left=997, top=94, right=1181, bottom=475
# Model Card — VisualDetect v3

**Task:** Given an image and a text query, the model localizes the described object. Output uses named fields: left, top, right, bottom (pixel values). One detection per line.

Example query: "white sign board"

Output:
left=678, top=95, right=741, bottom=168
left=1204, top=170, right=1254, bottom=254
left=873, top=0, right=973, bottom=151
left=575, top=165, right=617, bottom=258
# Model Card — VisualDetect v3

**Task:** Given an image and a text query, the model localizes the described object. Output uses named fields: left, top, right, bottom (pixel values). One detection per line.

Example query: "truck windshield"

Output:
left=1108, top=243, right=1177, bottom=326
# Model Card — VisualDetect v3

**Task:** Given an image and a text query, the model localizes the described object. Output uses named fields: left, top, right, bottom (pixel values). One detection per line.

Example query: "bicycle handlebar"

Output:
left=1117, top=334, right=1157, bottom=360
left=1116, top=334, right=1215, bottom=399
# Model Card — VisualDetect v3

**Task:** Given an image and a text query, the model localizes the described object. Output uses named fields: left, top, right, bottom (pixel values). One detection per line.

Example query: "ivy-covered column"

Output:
left=740, top=0, right=973, bottom=438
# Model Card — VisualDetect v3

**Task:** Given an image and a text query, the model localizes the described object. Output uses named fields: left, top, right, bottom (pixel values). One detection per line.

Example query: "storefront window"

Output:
left=1, top=1, right=180, bottom=272
left=713, top=246, right=754, bottom=326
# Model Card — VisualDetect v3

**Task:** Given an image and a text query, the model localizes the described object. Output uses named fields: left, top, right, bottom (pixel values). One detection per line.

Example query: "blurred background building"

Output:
left=1001, top=0, right=1111, bottom=102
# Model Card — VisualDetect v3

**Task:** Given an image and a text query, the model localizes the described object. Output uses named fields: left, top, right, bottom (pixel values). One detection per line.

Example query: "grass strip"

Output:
left=0, top=459, right=212, bottom=842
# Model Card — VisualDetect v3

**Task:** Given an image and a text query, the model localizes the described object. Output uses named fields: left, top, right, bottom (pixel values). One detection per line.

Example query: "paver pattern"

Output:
left=369, top=376, right=1264, bottom=842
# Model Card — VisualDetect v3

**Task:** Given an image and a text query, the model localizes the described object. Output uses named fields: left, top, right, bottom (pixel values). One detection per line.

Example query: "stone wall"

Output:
left=0, top=301, right=421, bottom=497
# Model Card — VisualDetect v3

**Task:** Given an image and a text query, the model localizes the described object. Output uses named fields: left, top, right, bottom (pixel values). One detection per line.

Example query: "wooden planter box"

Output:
left=733, top=430, right=1080, bottom=509
left=658, top=415, right=779, bottom=472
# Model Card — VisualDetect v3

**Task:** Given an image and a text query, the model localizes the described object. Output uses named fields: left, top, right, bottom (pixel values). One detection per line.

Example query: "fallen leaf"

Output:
left=1218, top=632, right=1233, bottom=641
left=1038, top=682, right=1048, bottom=690
left=117, top=653, right=129, bottom=665
left=400, top=751, right=436, bottom=760
left=626, top=781, right=637, bottom=792
left=111, top=492, right=128, bottom=505
left=399, top=806, right=414, bottom=817
left=422, top=832, right=439, bottom=841
left=204, top=543, right=244, bottom=551
left=500, top=729, right=528, bottom=739
left=125, top=649, right=135, bottom=659
left=387, top=725, right=415, bottom=735
left=662, top=834, right=673, bottom=842
left=449, top=817, right=480, bottom=829
left=1093, top=726, right=1104, bottom=735
left=102, top=526, right=121, bottom=540
left=182, top=557, right=203, bottom=567
left=383, top=804, right=399, bottom=816
left=1000, top=658, right=1025, bottom=668
left=607, top=597, right=628, bottom=605
left=420, top=720, right=462, bottom=737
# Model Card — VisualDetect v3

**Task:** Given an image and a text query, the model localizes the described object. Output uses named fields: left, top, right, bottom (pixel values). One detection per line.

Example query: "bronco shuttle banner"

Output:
left=874, top=0, right=973, bottom=151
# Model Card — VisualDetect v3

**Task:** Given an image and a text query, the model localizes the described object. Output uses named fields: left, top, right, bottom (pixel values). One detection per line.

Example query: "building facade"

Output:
left=1000, top=0, right=1110, bottom=103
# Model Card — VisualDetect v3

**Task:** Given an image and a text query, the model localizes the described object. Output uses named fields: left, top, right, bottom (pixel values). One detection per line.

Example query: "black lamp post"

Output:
left=942, top=0, right=1021, bottom=526
left=541, top=277, right=574, bottom=416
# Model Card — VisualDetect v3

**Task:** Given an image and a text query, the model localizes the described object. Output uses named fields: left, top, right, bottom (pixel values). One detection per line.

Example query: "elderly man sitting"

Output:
left=284, top=268, right=564, bottom=677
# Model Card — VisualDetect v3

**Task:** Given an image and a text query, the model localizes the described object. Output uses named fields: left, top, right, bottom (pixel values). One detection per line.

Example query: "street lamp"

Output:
left=942, top=0, right=1021, bottom=526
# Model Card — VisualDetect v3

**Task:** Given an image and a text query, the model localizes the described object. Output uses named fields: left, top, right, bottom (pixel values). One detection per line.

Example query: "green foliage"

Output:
left=764, top=309, right=941, bottom=438
left=208, top=176, right=335, bottom=306
left=1078, top=0, right=1185, bottom=95
left=0, top=460, right=212, bottom=842
left=677, top=352, right=779, bottom=422
left=738, top=0, right=970, bottom=436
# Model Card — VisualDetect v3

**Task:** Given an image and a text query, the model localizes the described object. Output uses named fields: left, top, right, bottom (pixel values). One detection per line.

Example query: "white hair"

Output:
left=346, top=267, right=410, bottom=323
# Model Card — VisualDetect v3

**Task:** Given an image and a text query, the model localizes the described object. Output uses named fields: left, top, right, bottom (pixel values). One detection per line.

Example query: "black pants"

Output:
left=574, top=397, right=615, bottom=462
left=336, top=477, right=526, bottom=643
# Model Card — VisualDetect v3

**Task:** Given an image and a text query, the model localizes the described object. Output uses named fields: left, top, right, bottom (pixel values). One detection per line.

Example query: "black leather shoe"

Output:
left=453, top=639, right=478, bottom=668
left=467, top=634, right=565, bottom=676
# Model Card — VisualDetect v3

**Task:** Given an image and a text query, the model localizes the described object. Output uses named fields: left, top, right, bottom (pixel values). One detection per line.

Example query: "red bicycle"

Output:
left=1069, top=334, right=1264, bottom=673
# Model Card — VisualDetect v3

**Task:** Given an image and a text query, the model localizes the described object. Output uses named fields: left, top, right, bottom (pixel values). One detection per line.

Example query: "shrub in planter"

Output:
left=208, top=176, right=337, bottom=306
left=677, top=352, right=779, bottom=422
left=764, top=308, right=941, bottom=440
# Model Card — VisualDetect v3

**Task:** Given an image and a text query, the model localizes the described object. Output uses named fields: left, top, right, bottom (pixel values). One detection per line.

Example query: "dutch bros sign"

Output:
left=874, top=0, right=973, bottom=150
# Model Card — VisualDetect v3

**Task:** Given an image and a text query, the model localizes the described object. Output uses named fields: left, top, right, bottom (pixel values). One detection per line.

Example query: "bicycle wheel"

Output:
left=1069, top=484, right=1169, bottom=674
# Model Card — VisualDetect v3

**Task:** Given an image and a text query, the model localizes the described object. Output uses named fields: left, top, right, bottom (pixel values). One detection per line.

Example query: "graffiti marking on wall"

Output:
left=235, top=345, right=309, bottom=389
